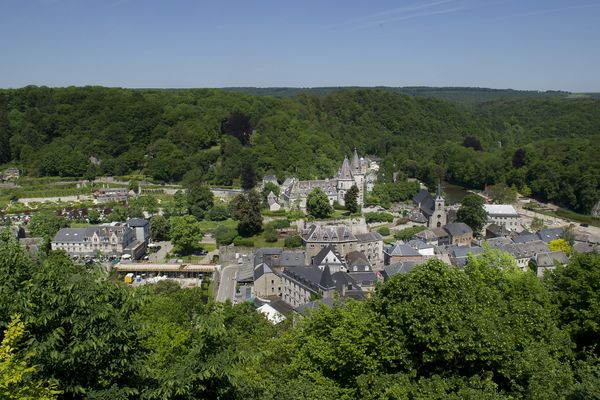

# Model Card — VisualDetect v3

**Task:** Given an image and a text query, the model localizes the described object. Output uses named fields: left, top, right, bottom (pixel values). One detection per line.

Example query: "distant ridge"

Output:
left=220, top=86, right=580, bottom=105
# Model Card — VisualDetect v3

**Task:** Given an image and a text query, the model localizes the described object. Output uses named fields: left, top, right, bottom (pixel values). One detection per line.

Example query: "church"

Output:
left=281, top=149, right=372, bottom=210
left=412, top=184, right=447, bottom=228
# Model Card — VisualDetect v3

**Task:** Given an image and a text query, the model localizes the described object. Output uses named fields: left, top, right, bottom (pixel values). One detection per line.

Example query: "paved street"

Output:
left=148, top=241, right=173, bottom=262
left=215, top=264, right=240, bottom=303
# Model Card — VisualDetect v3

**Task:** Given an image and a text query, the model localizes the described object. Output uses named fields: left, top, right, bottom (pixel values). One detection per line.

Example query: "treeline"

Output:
left=1, top=232, right=600, bottom=398
left=0, top=86, right=598, bottom=212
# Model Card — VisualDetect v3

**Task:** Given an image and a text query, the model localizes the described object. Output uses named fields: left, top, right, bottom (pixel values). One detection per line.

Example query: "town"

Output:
left=2, top=149, right=598, bottom=325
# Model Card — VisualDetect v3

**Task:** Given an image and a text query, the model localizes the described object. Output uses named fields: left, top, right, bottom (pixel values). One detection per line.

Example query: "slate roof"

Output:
left=355, top=231, right=383, bottom=242
left=52, top=225, right=133, bottom=243
left=413, top=189, right=435, bottom=217
left=538, top=228, right=564, bottom=243
left=443, top=222, right=473, bottom=237
left=127, top=218, right=149, bottom=227
left=513, top=233, right=540, bottom=244
left=535, top=251, right=569, bottom=268
left=351, top=149, right=362, bottom=174
left=302, top=224, right=356, bottom=243
left=348, top=271, right=377, bottom=286
left=383, top=261, right=418, bottom=279
left=384, top=243, right=420, bottom=257
left=313, top=245, right=343, bottom=267
left=279, top=250, right=306, bottom=267
left=337, top=156, right=354, bottom=180
left=254, top=262, right=274, bottom=281
left=331, top=271, right=357, bottom=291
left=407, top=239, right=435, bottom=250
left=345, top=251, right=370, bottom=270
left=266, top=299, right=294, bottom=315
left=294, top=298, right=335, bottom=315
left=448, top=245, right=483, bottom=259
left=573, top=241, right=597, bottom=253
left=282, top=266, right=333, bottom=292
left=485, top=237, right=514, bottom=247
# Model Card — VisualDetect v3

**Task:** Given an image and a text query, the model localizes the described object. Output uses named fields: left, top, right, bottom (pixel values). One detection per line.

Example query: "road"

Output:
left=148, top=241, right=173, bottom=263
left=215, top=264, right=241, bottom=303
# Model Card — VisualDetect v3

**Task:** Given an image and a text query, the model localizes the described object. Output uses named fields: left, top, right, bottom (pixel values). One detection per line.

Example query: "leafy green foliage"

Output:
left=214, top=225, right=238, bottom=246
left=186, top=183, right=214, bottom=220
left=364, top=212, right=394, bottom=223
left=206, top=204, right=230, bottom=221
left=262, top=226, right=278, bottom=243
left=149, top=215, right=170, bottom=241
left=232, top=190, right=263, bottom=237
left=261, top=182, right=280, bottom=207
left=27, top=213, right=69, bottom=239
left=284, top=235, right=303, bottom=248
left=169, top=215, right=203, bottom=255
left=393, top=225, right=426, bottom=240
left=344, top=185, right=360, bottom=213
left=457, top=194, right=487, bottom=233
left=306, top=188, right=333, bottom=219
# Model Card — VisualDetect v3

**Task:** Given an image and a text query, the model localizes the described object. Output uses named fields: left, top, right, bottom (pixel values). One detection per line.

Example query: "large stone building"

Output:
left=282, top=149, right=372, bottom=209
left=483, top=204, right=520, bottom=231
left=301, top=223, right=384, bottom=268
left=51, top=224, right=146, bottom=259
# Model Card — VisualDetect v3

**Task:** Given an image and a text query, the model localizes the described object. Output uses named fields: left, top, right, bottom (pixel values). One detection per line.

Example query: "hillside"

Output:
left=0, top=86, right=598, bottom=212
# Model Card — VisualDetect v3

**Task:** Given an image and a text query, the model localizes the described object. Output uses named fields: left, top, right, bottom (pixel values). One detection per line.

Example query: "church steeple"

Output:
left=337, top=155, right=353, bottom=180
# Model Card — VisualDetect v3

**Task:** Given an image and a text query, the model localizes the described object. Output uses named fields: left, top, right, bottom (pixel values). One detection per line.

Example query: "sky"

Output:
left=0, top=0, right=599, bottom=91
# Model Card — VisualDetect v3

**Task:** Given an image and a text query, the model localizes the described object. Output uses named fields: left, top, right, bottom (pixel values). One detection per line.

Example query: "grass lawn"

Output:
left=200, top=242, right=217, bottom=252
left=197, top=219, right=238, bottom=232
left=247, top=235, right=285, bottom=248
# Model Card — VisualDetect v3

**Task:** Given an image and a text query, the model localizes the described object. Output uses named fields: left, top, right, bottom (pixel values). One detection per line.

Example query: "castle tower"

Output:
left=350, top=148, right=365, bottom=206
left=429, top=182, right=447, bottom=228
left=336, top=155, right=354, bottom=205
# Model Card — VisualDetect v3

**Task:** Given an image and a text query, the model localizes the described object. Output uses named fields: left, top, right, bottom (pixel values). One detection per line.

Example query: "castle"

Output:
left=281, top=149, right=375, bottom=210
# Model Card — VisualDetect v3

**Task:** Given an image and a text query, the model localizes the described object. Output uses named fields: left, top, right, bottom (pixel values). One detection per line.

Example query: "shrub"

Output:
left=206, top=204, right=230, bottom=221
left=394, top=225, right=427, bottom=241
left=262, top=227, right=278, bottom=243
left=266, top=219, right=290, bottom=230
left=284, top=235, right=303, bottom=248
left=214, top=225, right=237, bottom=246
left=365, top=212, right=394, bottom=223
left=233, top=237, right=254, bottom=247
left=377, top=226, right=391, bottom=236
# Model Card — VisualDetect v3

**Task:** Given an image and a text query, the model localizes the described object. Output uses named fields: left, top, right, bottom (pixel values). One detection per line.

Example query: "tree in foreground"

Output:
left=169, top=215, right=203, bottom=255
left=150, top=215, right=171, bottom=241
left=0, top=315, right=61, bottom=399
left=241, top=160, right=257, bottom=190
left=28, top=213, right=69, bottom=239
left=306, top=188, right=333, bottom=219
left=344, top=185, right=360, bottom=214
left=456, top=193, right=487, bottom=233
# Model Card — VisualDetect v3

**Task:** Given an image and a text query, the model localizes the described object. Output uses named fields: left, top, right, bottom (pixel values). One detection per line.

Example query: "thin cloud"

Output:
left=362, top=0, right=456, bottom=20
left=504, top=3, right=600, bottom=19
left=357, top=6, right=465, bottom=30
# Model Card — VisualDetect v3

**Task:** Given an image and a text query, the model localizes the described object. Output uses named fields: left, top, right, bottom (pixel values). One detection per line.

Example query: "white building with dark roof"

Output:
left=51, top=225, right=145, bottom=259
left=483, top=204, right=520, bottom=230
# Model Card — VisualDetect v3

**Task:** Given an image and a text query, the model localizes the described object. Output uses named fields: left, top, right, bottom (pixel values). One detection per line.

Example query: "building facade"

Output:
left=51, top=225, right=146, bottom=259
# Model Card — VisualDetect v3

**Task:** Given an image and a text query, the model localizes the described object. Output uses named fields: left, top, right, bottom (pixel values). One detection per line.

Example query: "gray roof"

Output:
left=254, top=262, right=274, bottom=281
left=127, top=218, right=149, bottom=227
left=413, top=189, right=435, bottom=216
left=513, top=233, right=540, bottom=244
left=320, top=266, right=336, bottom=290
left=383, top=261, right=418, bottom=279
left=348, top=271, right=377, bottom=286
left=282, top=266, right=331, bottom=292
left=337, top=156, right=353, bottom=180
left=351, top=148, right=361, bottom=174
left=448, top=245, right=483, bottom=259
left=385, top=243, right=420, bottom=257
left=443, top=222, right=472, bottom=237
left=407, top=239, right=434, bottom=250
left=573, top=242, right=597, bottom=253
left=535, top=251, right=569, bottom=268
left=345, top=250, right=370, bottom=269
left=279, top=250, right=306, bottom=267
left=355, top=231, right=383, bottom=243
left=266, top=299, right=294, bottom=315
left=485, top=237, right=514, bottom=247
left=313, top=245, right=344, bottom=267
left=537, top=228, right=564, bottom=243
left=294, top=298, right=335, bottom=315
left=302, top=224, right=356, bottom=243
left=52, top=227, right=89, bottom=243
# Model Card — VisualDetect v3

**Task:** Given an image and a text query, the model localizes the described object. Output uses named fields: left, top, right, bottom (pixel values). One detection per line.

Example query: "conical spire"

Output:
left=319, top=265, right=335, bottom=290
left=435, top=181, right=444, bottom=201
left=337, top=155, right=353, bottom=180
left=351, top=148, right=361, bottom=173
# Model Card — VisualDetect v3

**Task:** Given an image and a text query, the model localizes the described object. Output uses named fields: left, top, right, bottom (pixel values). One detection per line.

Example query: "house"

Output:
left=302, top=224, right=384, bottom=268
left=448, top=245, right=483, bottom=267
left=443, top=222, right=473, bottom=246
left=93, top=187, right=129, bottom=203
left=281, top=265, right=337, bottom=308
left=384, top=243, right=424, bottom=265
left=311, top=245, right=347, bottom=273
left=127, top=218, right=150, bottom=243
left=345, top=250, right=371, bottom=272
left=262, top=175, right=279, bottom=187
left=534, top=251, right=569, bottom=277
left=256, top=299, right=294, bottom=324
left=253, top=248, right=306, bottom=268
left=283, top=149, right=373, bottom=209
left=483, top=204, right=520, bottom=230
left=537, top=228, right=564, bottom=243
left=51, top=225, right=145, bottom=259
left=267, top=191, right=281, bottom=211
left=253, top=262, right=282, bottom=299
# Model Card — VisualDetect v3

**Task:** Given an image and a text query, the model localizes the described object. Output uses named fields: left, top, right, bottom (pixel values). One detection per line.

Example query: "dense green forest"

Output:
left=1, top=231, right=600, bottom=399
left=0, top=86, right=598, bottom=213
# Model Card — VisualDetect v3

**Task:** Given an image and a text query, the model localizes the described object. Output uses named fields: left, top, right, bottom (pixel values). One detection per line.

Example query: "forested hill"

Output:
left=0, top=86, right=599, bottom=213
left=221, top=86, right=575, bottom=105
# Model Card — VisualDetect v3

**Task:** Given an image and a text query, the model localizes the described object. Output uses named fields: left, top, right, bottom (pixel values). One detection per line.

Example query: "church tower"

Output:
left=429, top=182, right=447, bottom=228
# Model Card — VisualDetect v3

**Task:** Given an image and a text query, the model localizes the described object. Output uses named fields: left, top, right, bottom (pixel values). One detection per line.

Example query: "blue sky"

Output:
left=0, top=0, right=599, bottom=91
